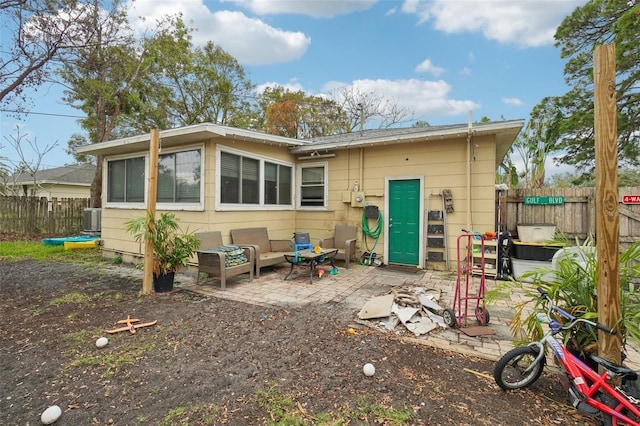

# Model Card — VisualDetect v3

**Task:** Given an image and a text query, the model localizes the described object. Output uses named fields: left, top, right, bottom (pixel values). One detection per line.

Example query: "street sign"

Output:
left=523, top=196, right=565, bottom=205
left=622, top=195, right=640, bottom=204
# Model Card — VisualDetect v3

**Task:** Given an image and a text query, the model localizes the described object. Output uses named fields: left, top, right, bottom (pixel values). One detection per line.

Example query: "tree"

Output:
left=524, top=98, right=563, bottom=188
left=259, top=87, right=350, bottom=138
left=0, top=141, right=11, bottom=195
left=538, top=0, right=640, bottom=179
left=549, top=167, right=640, bottom=188
left=58, top=0, right=190, bottom=207
left=2, top=126, right=58, bottom=196
left=156, top=41, right=257, bottom=129
left=412, top=120, right=431, bottom=128
left=0, top=0, right=89, bottom=110
left=65, top=133, right=94, bottom=164
left=331, top=86, right=414, bottom=131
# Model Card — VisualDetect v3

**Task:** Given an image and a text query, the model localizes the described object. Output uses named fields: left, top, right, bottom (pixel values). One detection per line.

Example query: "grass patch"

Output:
left=62, top=329, right=94, bottom=347
left=159, top=404, right=220, bottom=426
left=29, top=307, right=44, bottom=316
left=253, top=382, right=414, bottom=425
left=0, top=240, right=105, bottom=264
left=65, top=341, right=156, bottom=379
left=49, top=292, right=91, bottom=306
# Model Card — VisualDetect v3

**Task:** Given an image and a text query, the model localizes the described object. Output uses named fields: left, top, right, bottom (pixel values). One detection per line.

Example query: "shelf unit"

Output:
left=471, top=239, right=498, bottom=278
left=425, top=192, right=449, bottom=271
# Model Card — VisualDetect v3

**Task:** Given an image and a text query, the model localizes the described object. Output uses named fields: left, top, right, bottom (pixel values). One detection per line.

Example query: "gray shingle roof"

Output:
left=10, top=163, right=96, bottom=186
left=291, top=120, right=524, bottom=153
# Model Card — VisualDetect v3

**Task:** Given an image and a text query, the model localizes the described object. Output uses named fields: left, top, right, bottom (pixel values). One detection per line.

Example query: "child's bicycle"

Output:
left=493, top=287, right=640, bottom=425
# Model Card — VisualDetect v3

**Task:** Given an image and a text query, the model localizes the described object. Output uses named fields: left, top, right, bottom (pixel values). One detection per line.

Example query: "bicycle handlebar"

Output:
left=536, top=287, right=616, bottom=335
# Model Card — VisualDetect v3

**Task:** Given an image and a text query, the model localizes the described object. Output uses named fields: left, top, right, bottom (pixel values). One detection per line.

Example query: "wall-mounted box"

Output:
left=351, top=191, right=365, bottom=207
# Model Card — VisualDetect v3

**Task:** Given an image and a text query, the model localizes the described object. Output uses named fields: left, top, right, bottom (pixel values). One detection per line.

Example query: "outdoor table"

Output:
left=283, top=248, right=338, bottom=283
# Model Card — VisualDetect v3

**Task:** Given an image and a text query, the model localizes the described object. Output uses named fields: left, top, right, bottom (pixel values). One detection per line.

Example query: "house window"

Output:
left=218, top=148, right=294, bottom=208
left=157, top=149, right=201, bottom=203
left=107, top=157, right=145, bottom=203
left=264, top=161, right=292, bottom=205
left=299, top=164, right=327, bottom=208
left=220, top=152, right=259, bottom=204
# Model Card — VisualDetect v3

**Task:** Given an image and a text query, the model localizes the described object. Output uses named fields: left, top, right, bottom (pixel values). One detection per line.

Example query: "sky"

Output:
left=1, top=0, right=588, bottom=174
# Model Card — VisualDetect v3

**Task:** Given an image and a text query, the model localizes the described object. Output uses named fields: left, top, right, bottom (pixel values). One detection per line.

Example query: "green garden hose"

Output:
left=361, top=209, right=383, bottom=265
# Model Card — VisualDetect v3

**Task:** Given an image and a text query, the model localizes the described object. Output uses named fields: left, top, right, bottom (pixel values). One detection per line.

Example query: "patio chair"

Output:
left=319, top=225, right=357, bottom=268
left=195, top=231, right=254, bottom=289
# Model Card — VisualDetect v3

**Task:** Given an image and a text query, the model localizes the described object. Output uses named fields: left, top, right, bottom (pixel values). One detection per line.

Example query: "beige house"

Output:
left=6, top=163, right=95, bottom=199
left=77, top=120, right=523, bottom=270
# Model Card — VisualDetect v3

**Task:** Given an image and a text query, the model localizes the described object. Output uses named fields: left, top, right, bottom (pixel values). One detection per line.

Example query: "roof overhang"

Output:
left=76, top=122, right=305, bottom=157
left=291, top=120, right=524, bottom=169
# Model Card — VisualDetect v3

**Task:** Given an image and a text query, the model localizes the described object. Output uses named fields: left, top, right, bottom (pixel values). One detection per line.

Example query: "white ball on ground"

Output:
left=95, top=337, right=108, bottom=348
left=363, top=363, right=375, bottom=377
left=41, top=405, right=62, bottom=424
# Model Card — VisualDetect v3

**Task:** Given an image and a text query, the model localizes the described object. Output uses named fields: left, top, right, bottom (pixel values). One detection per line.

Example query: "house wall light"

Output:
left=297, top=153, right=336, bottom=160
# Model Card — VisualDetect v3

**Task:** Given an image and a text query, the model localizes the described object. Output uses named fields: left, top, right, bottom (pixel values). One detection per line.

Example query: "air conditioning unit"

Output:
left=83, top=208, right=102, bottom=233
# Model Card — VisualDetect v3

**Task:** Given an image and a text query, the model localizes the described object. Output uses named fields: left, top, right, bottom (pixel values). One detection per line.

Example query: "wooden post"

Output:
left=594, top=44, right=620, bottom=363
left=141, top=129, right=160, bottom=295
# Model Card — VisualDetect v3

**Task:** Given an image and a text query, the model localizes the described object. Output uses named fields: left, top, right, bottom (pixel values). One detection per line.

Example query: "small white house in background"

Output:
left=6, top=163, right=95, bottom=199
left=77, top=120, right=524, bottom=271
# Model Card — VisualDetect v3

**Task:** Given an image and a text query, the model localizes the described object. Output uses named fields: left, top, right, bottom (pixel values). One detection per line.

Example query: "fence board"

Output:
left=505, top=187, right=640, bottom=248
left=0, top=196, right=91, bottom=235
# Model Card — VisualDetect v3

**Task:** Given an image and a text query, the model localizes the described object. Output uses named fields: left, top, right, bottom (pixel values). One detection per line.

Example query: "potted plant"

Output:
left=125, top=211, right=200, bottom=292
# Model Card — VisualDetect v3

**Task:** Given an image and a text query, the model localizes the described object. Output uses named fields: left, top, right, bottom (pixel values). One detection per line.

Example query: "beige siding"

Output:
left=18, top=183, right=90, bottom=199
left=100, top=132, right=501, bottom=271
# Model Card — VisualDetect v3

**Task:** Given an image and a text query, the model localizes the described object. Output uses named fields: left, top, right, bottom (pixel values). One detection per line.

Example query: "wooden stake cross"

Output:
left=107, top=315, right=157, bottom=334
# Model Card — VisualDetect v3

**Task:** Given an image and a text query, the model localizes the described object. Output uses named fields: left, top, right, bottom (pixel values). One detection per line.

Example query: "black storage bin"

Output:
left=512, top=240, right=562, bottom=261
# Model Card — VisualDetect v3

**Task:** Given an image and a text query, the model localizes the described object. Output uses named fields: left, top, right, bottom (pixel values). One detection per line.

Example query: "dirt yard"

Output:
left=0, top=255, right=597, bottom=425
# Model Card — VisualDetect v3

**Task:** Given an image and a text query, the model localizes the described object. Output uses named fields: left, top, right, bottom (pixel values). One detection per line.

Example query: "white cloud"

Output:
left=127, top=0, right=310, bottom=65
left=415, top=59, right=445, bottom=76
left=255, top=80, right=305, bottom=93
left=460, top=67, right=472, bottom=76
left=322, top=78, right=479, bottom=117
left=224, top=0, right=377, bottom=18
left=403, top=0, right=587, bottom=47
left=502, top=97, right=524, bottom=106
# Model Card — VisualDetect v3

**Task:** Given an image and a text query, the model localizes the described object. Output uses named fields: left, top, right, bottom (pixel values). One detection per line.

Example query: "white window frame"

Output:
left=215, top=145, right=294, bottom=211
left=297, top=162, right=328, bottom=210
left=104, top=144, right=205, bottom=211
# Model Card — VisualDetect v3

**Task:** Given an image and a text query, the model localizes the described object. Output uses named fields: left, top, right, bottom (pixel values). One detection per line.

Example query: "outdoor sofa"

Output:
left=230, top=227, right=291, bottom=277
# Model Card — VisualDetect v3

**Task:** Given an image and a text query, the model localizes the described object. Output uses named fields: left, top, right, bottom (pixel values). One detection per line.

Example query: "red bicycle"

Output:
left=494, top=287, right=640, bottom=425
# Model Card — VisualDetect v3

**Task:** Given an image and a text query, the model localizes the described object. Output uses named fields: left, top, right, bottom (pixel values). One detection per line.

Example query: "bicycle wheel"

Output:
left=494, top=346, right=545, bottom=390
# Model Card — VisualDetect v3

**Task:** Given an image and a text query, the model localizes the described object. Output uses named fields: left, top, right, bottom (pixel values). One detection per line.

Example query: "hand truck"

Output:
left=442, top=232, right=490, bottom=328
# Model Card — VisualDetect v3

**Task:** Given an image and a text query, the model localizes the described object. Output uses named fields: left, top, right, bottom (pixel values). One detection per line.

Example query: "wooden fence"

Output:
left=503, top=187, right=640, bottom=249
left=0, top=196, right=91, bottom=235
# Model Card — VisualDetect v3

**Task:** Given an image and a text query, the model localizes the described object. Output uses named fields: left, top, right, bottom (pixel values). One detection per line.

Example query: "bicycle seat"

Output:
left=591, top=355, right=639, bottom=381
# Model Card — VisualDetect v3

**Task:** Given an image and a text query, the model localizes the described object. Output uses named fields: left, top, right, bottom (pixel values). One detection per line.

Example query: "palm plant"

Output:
left=125, top=211, right=200, bottom=277
left=486, top=240, right=640, bottom=358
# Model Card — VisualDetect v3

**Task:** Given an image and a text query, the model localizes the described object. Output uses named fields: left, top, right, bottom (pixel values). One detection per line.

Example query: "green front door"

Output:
left=388, top=179, right=421, bottom=265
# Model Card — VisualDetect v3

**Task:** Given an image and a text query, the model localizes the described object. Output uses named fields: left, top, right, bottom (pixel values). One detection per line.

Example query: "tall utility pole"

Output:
left=594, top=44, right=620, bottom=363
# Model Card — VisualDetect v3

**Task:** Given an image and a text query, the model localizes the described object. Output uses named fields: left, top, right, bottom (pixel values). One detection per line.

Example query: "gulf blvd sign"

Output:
left=622, top=195, right=640, bottom=204
left=524, top=196, right=565, bottom=205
